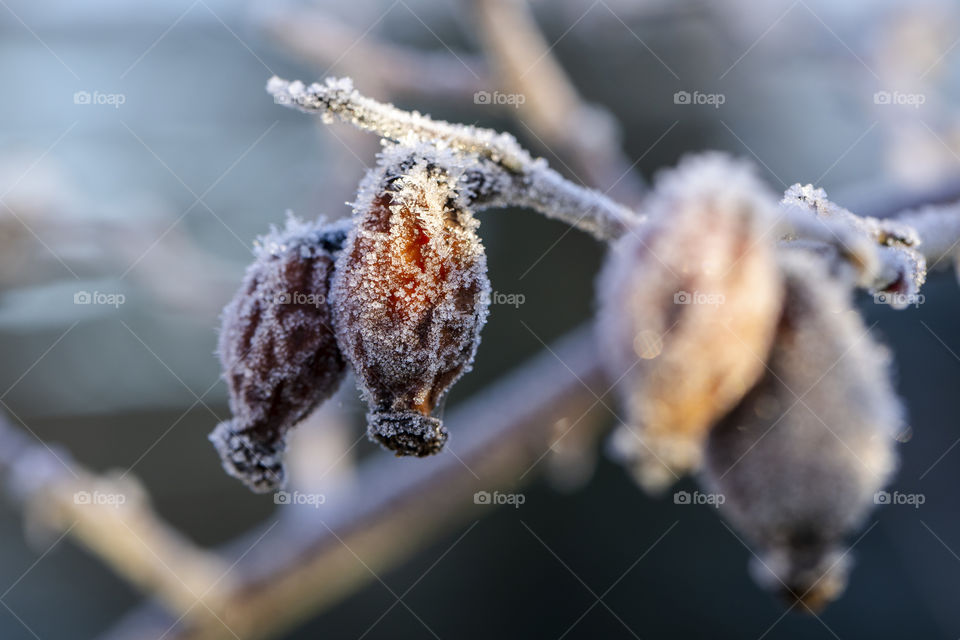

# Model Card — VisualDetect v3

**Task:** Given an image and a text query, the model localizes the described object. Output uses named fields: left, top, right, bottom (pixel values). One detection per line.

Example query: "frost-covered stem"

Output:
left=0, top=413, right=230, bottom=626
left=472, top=0, right=645, bottom=207
left=99, top=326, right=607, bottom=640
left=895, top=202, right=960, bottom=268
left=267, top=76, right=639, bottom=240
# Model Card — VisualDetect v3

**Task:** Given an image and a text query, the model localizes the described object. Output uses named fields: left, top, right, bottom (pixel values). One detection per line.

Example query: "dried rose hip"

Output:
left=210, top=216, right=349, bottom=492
left=598, top=153, right=783, bottom=492
left=331, top=148, right=490, bottom=456
left=702, top=249, right=901, bottom=610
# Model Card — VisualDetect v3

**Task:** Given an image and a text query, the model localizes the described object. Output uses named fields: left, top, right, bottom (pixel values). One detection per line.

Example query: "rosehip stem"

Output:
left=267, top=76, right=640, bottom=241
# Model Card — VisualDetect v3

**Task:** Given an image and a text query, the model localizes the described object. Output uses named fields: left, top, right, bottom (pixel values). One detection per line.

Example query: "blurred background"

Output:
left=1, top=0, right=960, bottom=637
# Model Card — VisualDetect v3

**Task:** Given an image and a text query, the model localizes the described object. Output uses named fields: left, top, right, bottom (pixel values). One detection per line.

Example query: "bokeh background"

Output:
left=1, top=0, right=960, bottom=638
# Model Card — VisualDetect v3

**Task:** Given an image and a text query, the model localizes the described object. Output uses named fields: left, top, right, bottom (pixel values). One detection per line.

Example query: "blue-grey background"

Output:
left=0, top=0, right=958, bottom=638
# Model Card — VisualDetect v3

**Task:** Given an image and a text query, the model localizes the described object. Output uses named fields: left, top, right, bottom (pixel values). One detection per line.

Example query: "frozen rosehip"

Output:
left=210, top=215, right=350, bottom=492
left=702, top=250, right=901, bottom=611
left=598, top=153, right=784, bottom=492
left=331, top=148, right=490, bottom=456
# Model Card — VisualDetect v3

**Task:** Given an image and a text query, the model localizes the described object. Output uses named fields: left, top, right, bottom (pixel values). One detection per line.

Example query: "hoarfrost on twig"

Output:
left=267, top=76, right=640, bottom=240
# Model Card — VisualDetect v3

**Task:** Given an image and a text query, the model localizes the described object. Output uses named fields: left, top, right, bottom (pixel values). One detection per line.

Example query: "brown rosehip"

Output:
left=598, top=153, right=784, bottom=492
left=331, top=146, right=490, bottom=456
left=702, top=249, right=901, bottom=611
left=210, top=215, right=350, bottom=492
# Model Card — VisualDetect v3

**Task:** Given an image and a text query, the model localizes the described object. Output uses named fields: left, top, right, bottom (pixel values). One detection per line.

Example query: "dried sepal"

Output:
left=781, top=183, right=926, bottom=306
left=211, top=215, right=350, bottom=492
left=331, top=144, right=490, bottom=456
left=598, top=153, right=784, bottom=492
left=702, top=249, right=901, bottom=610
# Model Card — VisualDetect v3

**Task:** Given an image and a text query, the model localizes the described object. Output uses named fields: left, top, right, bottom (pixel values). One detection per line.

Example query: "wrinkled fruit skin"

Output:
left=598, top=153, right=783, bottom=492
left=211, top=217, right=349, bottom=492
left=332, top=152, right=490, bottom=456
left=702, top=250, right=901, bottom=611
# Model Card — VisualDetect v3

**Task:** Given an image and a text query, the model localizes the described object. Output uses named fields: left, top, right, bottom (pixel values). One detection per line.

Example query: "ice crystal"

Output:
left=267, top=75, right=640, bottom=240
left=702, top=249, right=901, bottom=610
left=598, top=153, right=784, bottom=492
left=331, top=145, right=491, bottom=456
left=781, top=183, right=926, bottom=306
left=211, top=215, right=350, bottom=492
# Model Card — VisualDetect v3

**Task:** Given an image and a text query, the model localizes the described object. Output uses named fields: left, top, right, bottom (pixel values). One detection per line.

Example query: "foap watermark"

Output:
left=74, top=290, right=125, bottom=308
left=474, top=490, right=525, bottom=508
left=73, top=90, right=126, bottom=109
left=274, top=291, right=327, bottom=307
left=674, top=490, right=725, bottom=508
left=874, top=90, right=925, bottom=108
left=674, top=90, right=725, bottom=109
left=874, top=292, right=924, bottom=308
left=474, top=90, right=526, bottom=108
left=673, top=290, right=725, bottom=307
left=874, top=490, right=925, bottom=509
left=491, top=291, right=525, bottom=308
left=74, top=490, right=127, bottom=507
left=274, top=490, right=326, bottom=508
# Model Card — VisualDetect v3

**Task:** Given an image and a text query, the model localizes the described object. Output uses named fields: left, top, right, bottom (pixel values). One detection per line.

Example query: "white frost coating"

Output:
left=702, top=249, right=901, bottom=608
left=896, top=201, right=960, bottom=268
left=598, top=152, right=784, bottom=492
left=330, top=144, right=492, bottom=455
left=267, top=75, right=639, bottom=240
left=781, top=184, right=926, bottom=306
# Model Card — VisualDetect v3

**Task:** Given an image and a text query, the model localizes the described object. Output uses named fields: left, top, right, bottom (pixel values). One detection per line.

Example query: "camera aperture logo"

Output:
left=673, top=290, right=724, bottom=307
left=273, top=291, right=326, bottom=307
left=874, top=292, right=924, bottom=308
left=74, top=290, right=125, bottom=308
left=474, top=90, right=526, bottom=108
left=274, top=490, right=325, bottom=508
left=673, top=490, right=725, bottom=508
left=873, top=90, right=925, bottom=109
left=73, top=90, right=126, bottom=109
left=674, top=90, right=725, bottom=109
left=474, top=490, right=525, bottom=508
left=74, top=490, right=126, bottom=507
left=874, top=490, right=924, bottom=508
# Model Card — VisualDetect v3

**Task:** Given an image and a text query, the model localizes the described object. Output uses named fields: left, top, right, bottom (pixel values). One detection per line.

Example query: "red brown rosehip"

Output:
left=210, top=216, right=349, bottom=492
left=331, top=148, right=490, bottom=456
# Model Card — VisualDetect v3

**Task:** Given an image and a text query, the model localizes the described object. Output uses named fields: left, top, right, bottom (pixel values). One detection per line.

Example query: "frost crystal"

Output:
left=781, top=183, right=926, bottom=306
left=598, top=153, right=784, bottom=492
left=267, top=75, right=640, bottom=240
left=211, top=215, right=350, bottom=492
left=702, top=249, right=901, bottom=610
left=331, top=145, right=491, bottom=456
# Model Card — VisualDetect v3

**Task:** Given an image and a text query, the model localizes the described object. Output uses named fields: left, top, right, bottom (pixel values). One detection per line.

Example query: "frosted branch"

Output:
left=779, top=183, right=928, bottom=305
left=472, top=0, right=645, bottom=206
left=895, top=201, right=960, bottom=269
left=98, top=326, right=607, bottom=640
left=266, top=76, right=640, bottom=240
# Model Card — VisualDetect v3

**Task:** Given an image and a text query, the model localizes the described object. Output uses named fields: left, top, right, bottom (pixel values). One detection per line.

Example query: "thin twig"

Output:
left=472, top=0, right=646, bottom=206
left=97, top=326, right=607, bottom=640
left=266, top=76, right=640, bottom=240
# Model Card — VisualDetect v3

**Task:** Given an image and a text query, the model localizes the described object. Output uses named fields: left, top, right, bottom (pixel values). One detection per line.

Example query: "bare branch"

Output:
left=98, top=326, right=607, bottom=640
left=0, top=414, right=230, bottom=627
left=266, top=76, right=640, bottom=240
left=471, top=0, right=646, bottom=206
